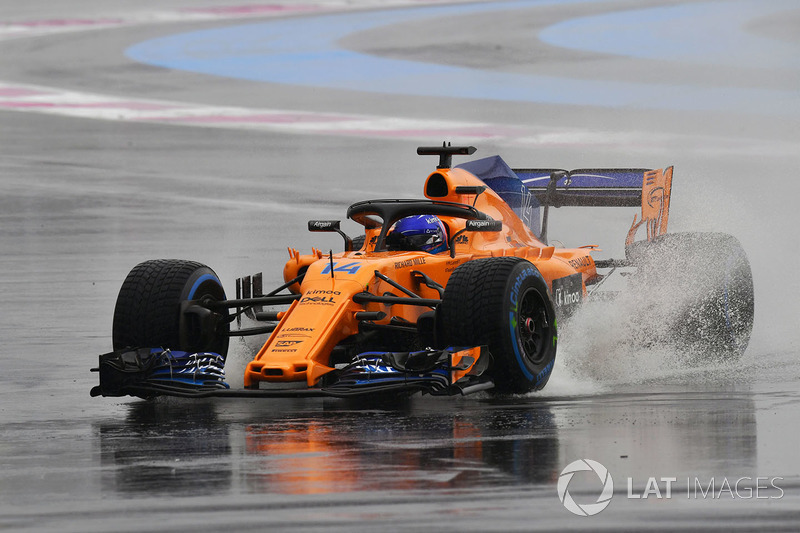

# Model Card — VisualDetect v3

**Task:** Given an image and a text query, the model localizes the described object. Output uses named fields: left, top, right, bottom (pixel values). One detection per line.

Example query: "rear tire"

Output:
left=438, top=258, right=557, bottom=394
left=112, top=259, right=230, bottom=357
left=627, top=232, right=754, bottom=359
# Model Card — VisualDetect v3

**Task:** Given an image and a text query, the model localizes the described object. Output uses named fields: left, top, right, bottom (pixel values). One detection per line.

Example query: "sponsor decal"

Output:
left=280, top=326, right=314, bottom=338
left=454, top=234, right=469, bottom=245
left=359, top=362, right=398, bottom=374
left=275, top=340, right=303, bottom=347
left=535, top=359, right=554, bottom=386
left=509, top=267, right=534, bottom=307
left=568, top=256, right=592, bottom=270
left=553, top=273, right=583, bottom=312
left=508, top=267, right=538, bottom=381
left=466, top=219, right=501, bottom=231
left=309, top=220, right=338, bottom=230
left=307, top=290, right=341, bottom=295
left=299, top=295, right=336, bottom=305
left=444, top=259, right=464, bottom=273
left=394, top=257, right=427, bottom=269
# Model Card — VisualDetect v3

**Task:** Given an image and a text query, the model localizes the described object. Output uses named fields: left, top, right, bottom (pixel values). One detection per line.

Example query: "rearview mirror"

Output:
left=307, top=220, right=354, bottom=251
left=308, top=220, right=341, bottom=232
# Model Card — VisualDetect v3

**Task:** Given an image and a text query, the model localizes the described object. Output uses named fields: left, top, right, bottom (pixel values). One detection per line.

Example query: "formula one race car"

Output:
left=91, top=145, right=754, bottom=400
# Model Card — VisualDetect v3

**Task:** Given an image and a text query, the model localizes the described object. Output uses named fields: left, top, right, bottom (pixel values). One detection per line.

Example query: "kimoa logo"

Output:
left=557, top=459, right=614, bottom=517
left=556, top=288, right=581, bottom=306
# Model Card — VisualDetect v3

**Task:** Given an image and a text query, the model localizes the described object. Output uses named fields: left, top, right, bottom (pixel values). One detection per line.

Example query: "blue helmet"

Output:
left=387, top=215, right=448, bottom=254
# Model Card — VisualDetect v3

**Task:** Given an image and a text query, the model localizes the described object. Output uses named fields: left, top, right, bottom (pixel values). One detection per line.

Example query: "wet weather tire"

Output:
left=438, top=257, right=557, bottom=394
left=351, top=235, right=366, bottom=251
left=112, top=259, right=229, bottom=357
left=627, top=232, right=754, bottom=359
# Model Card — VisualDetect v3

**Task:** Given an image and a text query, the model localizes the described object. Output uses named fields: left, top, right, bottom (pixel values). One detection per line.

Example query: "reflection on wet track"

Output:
left=89, top=388, right=767, bottom=499
left=96, top=398, right=561, bottom=497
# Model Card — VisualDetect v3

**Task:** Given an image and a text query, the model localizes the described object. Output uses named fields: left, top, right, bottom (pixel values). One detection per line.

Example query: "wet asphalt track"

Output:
left=2, top=0, right=800, bottom=530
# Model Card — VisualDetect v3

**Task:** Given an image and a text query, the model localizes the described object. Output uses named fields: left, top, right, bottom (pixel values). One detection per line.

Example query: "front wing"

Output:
left=90, top=346, right=493, bottom=399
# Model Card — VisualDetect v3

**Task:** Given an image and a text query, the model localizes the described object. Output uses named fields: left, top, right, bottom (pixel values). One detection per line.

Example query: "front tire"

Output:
left=112, top=259, right=230, bottom=357
left=438, top=258, right=557, bottom=394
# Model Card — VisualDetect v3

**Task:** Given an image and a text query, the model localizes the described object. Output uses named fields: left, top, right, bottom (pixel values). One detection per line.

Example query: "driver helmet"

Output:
left=388, top=215, right=448, bottom=254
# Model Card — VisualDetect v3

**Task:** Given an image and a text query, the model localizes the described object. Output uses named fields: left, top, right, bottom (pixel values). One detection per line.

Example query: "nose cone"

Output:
left=244, top=279, right=364, bottom=388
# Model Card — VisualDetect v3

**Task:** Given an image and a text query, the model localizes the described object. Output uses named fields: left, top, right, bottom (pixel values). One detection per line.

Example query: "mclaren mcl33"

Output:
left=92, top=145, right=754, bottom=400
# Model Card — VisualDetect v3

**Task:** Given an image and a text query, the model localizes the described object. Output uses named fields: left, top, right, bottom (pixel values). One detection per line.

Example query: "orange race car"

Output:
left=91, top=145, right=754, bottom=400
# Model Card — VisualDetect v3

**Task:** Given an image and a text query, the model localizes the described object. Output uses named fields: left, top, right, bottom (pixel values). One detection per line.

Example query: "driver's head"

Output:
left=387, top=215, right=448, bottom=254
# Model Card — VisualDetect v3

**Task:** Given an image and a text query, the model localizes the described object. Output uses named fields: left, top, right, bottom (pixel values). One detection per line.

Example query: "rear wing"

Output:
left=515, top=168, right=652, bottom=207
left=513, top=167, right=674, bottom=244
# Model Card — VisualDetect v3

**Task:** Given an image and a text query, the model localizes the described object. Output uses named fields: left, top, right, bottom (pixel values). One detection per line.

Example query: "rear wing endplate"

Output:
left=514, top=167, right=673, bottom=243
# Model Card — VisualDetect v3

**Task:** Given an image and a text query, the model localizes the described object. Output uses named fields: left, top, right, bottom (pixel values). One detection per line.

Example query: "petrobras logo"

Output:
left=557, top=459, right=614, bottom=517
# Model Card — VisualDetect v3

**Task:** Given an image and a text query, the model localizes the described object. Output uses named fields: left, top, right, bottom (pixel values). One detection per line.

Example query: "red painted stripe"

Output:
left=144, top=113, right=353, bottom=123
left=0, top=101, right=173, bottom=110
left=181, top=4, right=321, bottom=15
left=337, top=129, right=499, bottom=138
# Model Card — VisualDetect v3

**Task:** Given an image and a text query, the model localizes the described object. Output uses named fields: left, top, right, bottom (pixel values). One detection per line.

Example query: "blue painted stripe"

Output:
left=125, top=0, right=799, bottom=114
left=539, top=0, right=800, bottom=69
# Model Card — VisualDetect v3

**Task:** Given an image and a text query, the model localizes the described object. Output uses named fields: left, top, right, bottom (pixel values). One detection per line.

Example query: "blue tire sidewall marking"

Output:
left=188, top=273, right=220, bottom=300
left=508, top=266, right=541, bottom=382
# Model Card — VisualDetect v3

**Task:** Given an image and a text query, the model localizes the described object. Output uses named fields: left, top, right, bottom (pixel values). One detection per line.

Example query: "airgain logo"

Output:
left=557, top=459, right=614, bottom=516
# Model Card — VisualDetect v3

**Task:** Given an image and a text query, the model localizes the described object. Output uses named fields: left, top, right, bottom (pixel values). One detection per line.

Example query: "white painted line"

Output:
left=0, top=1, right=477, bottom=41
left=0, top=81, right=642, bottom=148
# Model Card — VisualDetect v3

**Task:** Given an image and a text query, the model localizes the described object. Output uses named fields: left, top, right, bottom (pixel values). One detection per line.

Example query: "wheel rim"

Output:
left=183, top=280, right=228, bottom=355
left=517, top=287, right=548, bottom=365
